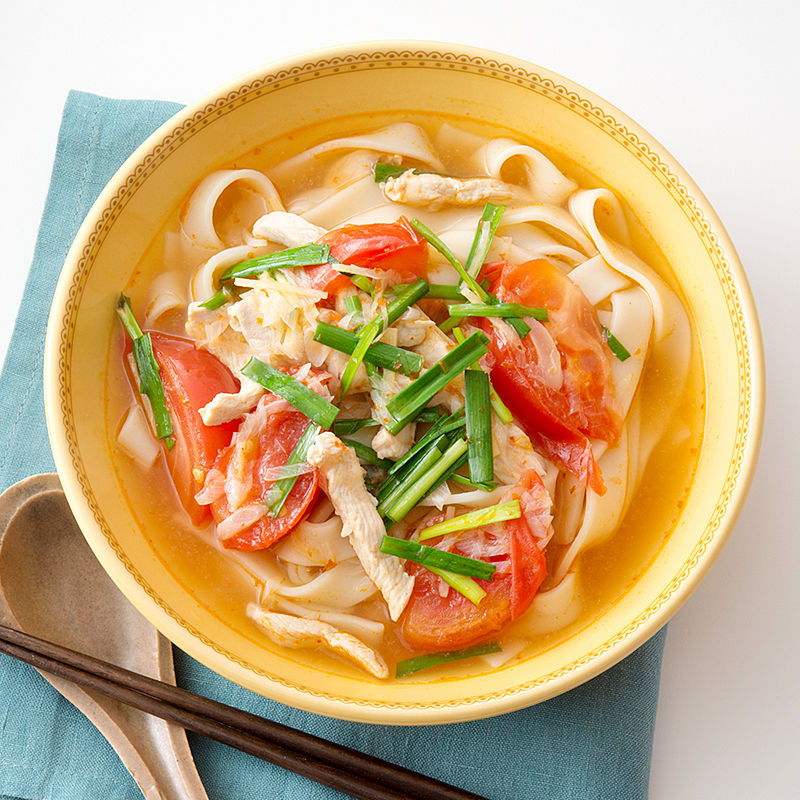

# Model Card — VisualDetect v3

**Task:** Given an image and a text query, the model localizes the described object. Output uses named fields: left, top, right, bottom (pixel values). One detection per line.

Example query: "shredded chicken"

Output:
left=383, top=172, right=513, bottom=209
left=251, top=211, right=327, bottom=248
left=306, top=432, right=414, bottom=620
left=248, top=606, right=388, bottom=678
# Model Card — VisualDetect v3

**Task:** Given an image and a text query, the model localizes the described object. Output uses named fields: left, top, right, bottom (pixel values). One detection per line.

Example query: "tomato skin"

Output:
left=321, top=218, right=429, bottom=278
left=304, top=262, right=353, bottom=295
left=401, top=472, right=548, bottom=652
left=210, top=405, right=320, bottom=551
left=489, top=258, right=622, bottom=444
left=147, top=333, right=240, bottom=524
left=486, top=331, right=606, bottom=495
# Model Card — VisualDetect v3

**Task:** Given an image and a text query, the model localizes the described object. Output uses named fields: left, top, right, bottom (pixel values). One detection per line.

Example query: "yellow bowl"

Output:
left=44, top=43, right=764, bottom=723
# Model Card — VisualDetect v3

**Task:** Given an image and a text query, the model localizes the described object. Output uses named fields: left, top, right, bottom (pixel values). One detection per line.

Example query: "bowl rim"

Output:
left=44, top=40, right=765, bottom=724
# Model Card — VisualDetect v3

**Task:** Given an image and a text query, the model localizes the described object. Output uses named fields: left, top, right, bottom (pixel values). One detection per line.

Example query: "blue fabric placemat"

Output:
left=0, top=90, right=666, bottom=800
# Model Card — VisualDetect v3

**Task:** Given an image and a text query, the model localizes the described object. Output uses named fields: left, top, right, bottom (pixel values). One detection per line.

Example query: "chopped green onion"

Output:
left=380, top=533, right=495, bottom=580
left=348, top=275, right=375, bottom=295
left=465, top=370, right=493, bottom=484
left=332, top=418, right=379, bottom=436
left=383, top=438, right=469, bottom=522
left=408, top=219, right=489, bottom=303
left=602, top=325, right=632, bottom=361
left=386, top=332, right=488, bottom=435
left=450, top=474, right=498, bottom=491
left=313, top=322, right=422, bottom=377
left=387, top=409, right=465, bottom=477
left=447, top=302, right=548, bottom=322
left=376, top=441, right=445, bottom=513
left=241, top=358, right=339, bottom=429
left=424, top=565, right=487, bottom=606
left=342, top=293, right=363, bottom=324
left=116, top=295, right=174, bottom=449
left=199, top=285, right=236, bottom=310
left=374, top=163, right=411, bottom=182
left=340, top=438, right=392, bottom=470
left=339, top=278, right=429, bottom=396
left=417, top=500, right=521, bottom=542
left=264, top=422, right=321, bottom=515
left=415, top=406, right=444, bottom=423
left=220, top=244, right=330, bottom=280
left=453, top=327, right=513, bottom=425
left=396, top=642, right=501, bottom=677
left=463, top=203, right=505, bottom=280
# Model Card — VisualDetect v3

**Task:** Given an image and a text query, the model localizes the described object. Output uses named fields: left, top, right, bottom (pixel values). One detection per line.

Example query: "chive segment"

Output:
left=396, top=642, right=502, bottom=677
left=331, top=418, right=379, bottom=436
left=386, top=409, right=465, bottom=478
left=313, top=322, right=422, bottom=377
left=264, top=422, right=321, bottom=515
left=425, top=566, right=487, bottom=606
left=385, top=332, right=489, bottom=435
left=376, top=442, right=445, bottom=514
left=465, top=370, right=493, bottom=484
left=199, top=285, right=236, bottom=310
left=602, top=326, right=632, bottom=361
left=374, top=163, right=411, bottom=182
left=382, top=438, right=469, bottom=522
left=447, top=302, right=549, bottom=323
left=417, top=500, right=521, bottom=542
left=116, top=295, right=174, bottom=448
left=379, top=534, right=496, bottom=580
left=339, top=278, right=429, bottom=396
left=340, top=438, right=392, bottom=470
left=241, top=358, right=339, bottom=429
left=463, top=203, right=505, bottom=280
left=220, top=244, right=330, bottom=281
left=409, top=219, right=489, bottom=302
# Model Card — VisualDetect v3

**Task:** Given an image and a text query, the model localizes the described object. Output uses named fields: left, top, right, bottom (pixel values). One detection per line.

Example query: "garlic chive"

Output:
left=417, top=500, right=521, bottom=542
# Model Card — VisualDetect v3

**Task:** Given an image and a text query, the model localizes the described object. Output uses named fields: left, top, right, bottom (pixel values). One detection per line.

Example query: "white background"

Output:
left=2, top=2, right=798, bottom=797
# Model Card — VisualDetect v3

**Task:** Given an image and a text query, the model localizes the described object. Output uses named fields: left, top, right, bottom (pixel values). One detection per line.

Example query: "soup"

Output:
left=108, top=116, right=703, bottom=680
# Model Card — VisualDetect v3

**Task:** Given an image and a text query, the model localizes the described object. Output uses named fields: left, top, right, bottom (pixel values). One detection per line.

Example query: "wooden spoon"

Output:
left=0, top=474, right=208, bottom=800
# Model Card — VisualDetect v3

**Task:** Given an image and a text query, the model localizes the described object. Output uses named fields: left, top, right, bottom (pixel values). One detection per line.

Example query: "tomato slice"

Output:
left=321, top=217, right=429, bottom=278
left=210, top=400, right=319, bottom=551
left=147, top=332, right=240, bottom=524
left=401, top=471, right=548, bottom=652
left=303, top=262, right=353, bottom=295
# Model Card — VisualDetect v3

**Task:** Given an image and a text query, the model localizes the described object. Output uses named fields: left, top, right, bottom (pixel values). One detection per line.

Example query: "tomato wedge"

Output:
left=209, top=398, right=319, bottom=551
left=402, top=471, right=549, bottom=652
left=321, top=217, right=429, bottom=278
left=482, top=258, right=622, bottom=493
left=303, top=262, right=353, bottom=295
left=147, top=332, right=240, bottom=524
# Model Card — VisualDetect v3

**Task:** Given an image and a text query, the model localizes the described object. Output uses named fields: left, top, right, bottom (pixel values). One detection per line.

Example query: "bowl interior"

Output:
left=45, top=45, right=762, bottom=723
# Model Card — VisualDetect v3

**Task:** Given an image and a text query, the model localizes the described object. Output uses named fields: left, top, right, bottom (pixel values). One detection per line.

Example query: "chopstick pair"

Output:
left=0, top=623, right=488, bottom=800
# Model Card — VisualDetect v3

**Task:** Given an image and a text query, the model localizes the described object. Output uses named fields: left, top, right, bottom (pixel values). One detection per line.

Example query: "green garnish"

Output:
left=376, top=441, right=445, bottom=512
left=463, top=203, right=505, bottom=280
left=425, top=566, right=487, bottom=606
left=465, top=370, right=493, bottom=484
left=385, top=332, right=488, bottom=435
left=331, top=418, right=379, bottom=436
left=602, top=326, right=632, bottom=361
left=450, top=474, right=498, bottom=491
left=313, top=322, right=423, bottom=377
left=396, top=642, right=502, bottom=677
left=374, top=163, right=411, bottom=182
left=342, top=293, right=363, bottom=325
left=380, top=533, right=495, bottom=580
left=453, top=327, right=512, bottom=425
left=348, top=275, right=375, bottom=296
left=417, top=500, right=521, bottom=542
left=220, top=244, right=330, bottom=281
left=199, top=285, right=236, bottom=310
left=116, top=294, right=174, bottom=449
left=264, top=422, right=321, bottom=515
left=240, top=358, right=339, bottom=429
left=387, top=408, right=465, bottom=478
left=382, top=438, right=469, bottom=522
left=447, top=302, right=548, bottom=323
left=409, top=219, right=489, bottom=303
left=339, top=278, right=429, bottom=396
left=340, top=438, right=392, bottom=471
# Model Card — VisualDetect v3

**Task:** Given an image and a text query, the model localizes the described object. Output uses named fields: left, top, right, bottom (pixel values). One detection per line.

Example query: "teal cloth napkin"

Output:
left=0, top=90, right=665, bottom=800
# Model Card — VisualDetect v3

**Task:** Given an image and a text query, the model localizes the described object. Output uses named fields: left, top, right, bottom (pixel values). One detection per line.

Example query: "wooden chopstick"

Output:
left=0, top=624, right=488, bottom=800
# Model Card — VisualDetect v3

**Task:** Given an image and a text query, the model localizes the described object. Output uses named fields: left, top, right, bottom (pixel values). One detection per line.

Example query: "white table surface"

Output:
left=3, top=2, right=797, bottom=797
